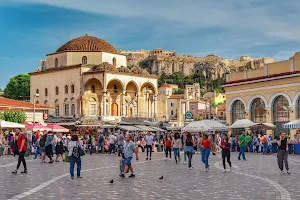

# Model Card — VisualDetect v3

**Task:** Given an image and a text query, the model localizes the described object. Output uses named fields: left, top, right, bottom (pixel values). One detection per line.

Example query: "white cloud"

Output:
left=12, top=0, right=300, bottom=42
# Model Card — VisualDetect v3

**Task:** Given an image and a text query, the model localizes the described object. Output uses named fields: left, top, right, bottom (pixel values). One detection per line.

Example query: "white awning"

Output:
left=0, top=120, right=25, bottom=128
left=229, top=119, right=256, bottom=128
left=134, top=125, right=156, bottom=132
left=118, top=125, right=141, bottom=131
left=150, top=126, right=167, bottom=132
left=283, top=119, right=300, bottom=129
left=182, top=120, right=227, bottom=132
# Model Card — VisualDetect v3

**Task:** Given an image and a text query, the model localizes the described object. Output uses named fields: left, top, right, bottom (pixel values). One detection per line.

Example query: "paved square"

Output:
left=0, top=152, right=299, bottom=200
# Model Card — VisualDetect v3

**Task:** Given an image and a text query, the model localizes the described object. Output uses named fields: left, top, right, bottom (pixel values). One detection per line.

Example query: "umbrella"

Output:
left=250, top=123, right=276, bottom=130
left=46, top=124, right=69, bottom=132
left=229, top=119, right=256, bottom=128
left=25, top=123, right=51, bottom=131
left=283, top=119, right=300, bottom=129
left=182, top=120, right=227, bottom=132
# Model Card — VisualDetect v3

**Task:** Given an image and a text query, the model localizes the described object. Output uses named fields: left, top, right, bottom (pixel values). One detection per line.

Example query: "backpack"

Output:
left=72, top=142, right=80, bottom=159
left=262, top=137, right=267, bottom=144
left=39, top=138, right=45, bottom=148
left=99, top=136, right=104, bottom=143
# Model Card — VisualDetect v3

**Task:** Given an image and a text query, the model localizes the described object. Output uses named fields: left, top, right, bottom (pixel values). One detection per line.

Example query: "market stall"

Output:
left=283, top=120, right=300, bottom=154
left=47, top=124, right=69, bottom=132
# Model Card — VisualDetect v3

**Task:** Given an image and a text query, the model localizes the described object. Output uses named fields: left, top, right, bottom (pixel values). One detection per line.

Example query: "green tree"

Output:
left=4, top=74, right=30, bottom=100
left=194, top=115, right=203, bottom=121
left=0, top=110, right=27, bottom=124
left=158, top=73, right=168, bottom=87
left=173, top=88, right=185, bottom=94
left=0, top=88, right=2, bottom=92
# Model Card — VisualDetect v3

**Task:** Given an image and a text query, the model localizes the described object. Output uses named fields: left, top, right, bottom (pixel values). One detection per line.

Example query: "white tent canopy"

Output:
left=283, top=119, right=300, bottom=129
left=182, top=120, right=227, bottom=132
left=0, top=120, right=25, bottom=128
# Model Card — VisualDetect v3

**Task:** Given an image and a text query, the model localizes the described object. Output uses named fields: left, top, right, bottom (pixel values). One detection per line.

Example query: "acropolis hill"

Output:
left=120, top=49, right=275, bottom=80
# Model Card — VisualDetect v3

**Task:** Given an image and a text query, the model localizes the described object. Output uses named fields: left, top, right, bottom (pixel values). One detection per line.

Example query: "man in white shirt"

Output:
left=109, top=133, right=116, bottom=155
left=145, top=132, right=154, bottom=160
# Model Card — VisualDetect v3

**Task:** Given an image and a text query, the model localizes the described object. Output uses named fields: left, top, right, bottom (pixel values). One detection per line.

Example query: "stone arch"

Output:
left=268, top=92, right=292, bottom=108
left=292, top=91, right=300, bottom=106
left=84, top=78, right=103, bottom=96
left=107, top=79, right=124, bottom=94
left=140, top=81, right=157, bottom=95
left=247, top=95, right=268, bottom=110
left=126, top=81, right=139, bottom=98
left=54, top=99, right=59, bottom=105
left=227, top=97, right=247, bottom=112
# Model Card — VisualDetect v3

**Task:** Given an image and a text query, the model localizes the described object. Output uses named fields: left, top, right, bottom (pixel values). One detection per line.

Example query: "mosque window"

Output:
left=114, top=84, right=118, bottom=93
left=55, top=58, right=58, bottom=68
left=71, top=85, right=75, bottom=93
left=55, top=86, right=59, bottom=95
left=112, top=57, right=116, bottom=67
left=65, top=85, right=68, bottom=94
left=45, top=88, right=48, bottom=97
left=82, top=56, right=87, bottom=64
left=36, top=89, right=39, bottom=94
left=71, top=104, right=76, bottom=116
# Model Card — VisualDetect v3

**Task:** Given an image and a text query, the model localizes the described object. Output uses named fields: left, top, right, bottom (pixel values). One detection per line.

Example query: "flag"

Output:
left=129, top=99, right=134, bottom=105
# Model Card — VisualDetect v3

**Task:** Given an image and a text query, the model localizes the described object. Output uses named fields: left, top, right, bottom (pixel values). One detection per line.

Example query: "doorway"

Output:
left=112, top=103, right=118, bottom=116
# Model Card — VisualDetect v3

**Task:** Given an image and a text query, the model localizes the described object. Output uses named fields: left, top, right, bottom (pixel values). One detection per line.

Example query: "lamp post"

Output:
left=33, top=93, right=39, bottom=123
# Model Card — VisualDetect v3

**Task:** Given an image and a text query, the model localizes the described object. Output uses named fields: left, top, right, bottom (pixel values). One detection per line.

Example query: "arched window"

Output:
left=231, top=100, right=245, bottom=123
left=297, top=96, right=300, bottom=119
left=250, top=98, right=266, bottom=123
left=82, top=56, right=87, bottom=64
left=112, top=57, right=116, bottom=67
left=273, top=95, right=290, bottom=139
left=64, top=104, right=69, bottom=116
left=91, top=85, right=95, bottom=93
left=44, top=100, right=48, bottom=105
left=71, top=85, right=75, bottom=93
left=71, top=104, right=76, bottom=116
left=36, top=89, right=39, bottom=94
left=45, top=88, right=48, bottom=97
left=114, top=84, right=118, bottom=93
left=65, top=85, right=68, bottom=94
left=55, top=86, right=59, bottom=95
left=55, top=58, right=58, bottom=68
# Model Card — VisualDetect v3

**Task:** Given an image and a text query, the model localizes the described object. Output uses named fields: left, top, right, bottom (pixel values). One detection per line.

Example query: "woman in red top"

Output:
left=201, top=133, right=213, bottom=172
left=164, top=133, right=172, bottom=161
left=12, top=128, right=27, bottom=174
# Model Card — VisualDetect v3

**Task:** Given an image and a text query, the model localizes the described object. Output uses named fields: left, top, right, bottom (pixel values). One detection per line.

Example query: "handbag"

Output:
left=64, top=151, right=70, bottom=162
left=79, top=146, right=85, bottom=157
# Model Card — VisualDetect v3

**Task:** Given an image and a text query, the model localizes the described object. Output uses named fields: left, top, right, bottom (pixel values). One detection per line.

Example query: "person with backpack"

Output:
left=164, top=134, right=172, bottom=161
left=45, top=133, right=54, bottom=164
left=97, top=133, right=105, bottom=154
left=68, top=134, right=84, bottom=179
left=262, top=134, right=268, bottom=154
left=253, top=135, right=260, bottom=153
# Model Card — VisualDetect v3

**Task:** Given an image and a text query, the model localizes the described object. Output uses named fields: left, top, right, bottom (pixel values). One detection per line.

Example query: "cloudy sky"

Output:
left=0, top=0, right=300, bottom=88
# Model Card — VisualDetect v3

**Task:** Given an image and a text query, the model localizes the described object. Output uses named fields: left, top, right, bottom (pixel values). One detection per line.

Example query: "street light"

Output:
left=33, top=93, right=39, bottom=123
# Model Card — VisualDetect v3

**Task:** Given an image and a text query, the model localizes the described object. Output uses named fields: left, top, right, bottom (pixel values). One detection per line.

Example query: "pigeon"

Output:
left=110, top=179, right=114, bottom=184
left=159, top=176, right=163, bottom=180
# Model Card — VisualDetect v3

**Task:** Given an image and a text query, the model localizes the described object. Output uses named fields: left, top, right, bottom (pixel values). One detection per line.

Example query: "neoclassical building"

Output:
left=29, top=35, right=158, bottom=120
left=223, top=52, right=300, bottom=138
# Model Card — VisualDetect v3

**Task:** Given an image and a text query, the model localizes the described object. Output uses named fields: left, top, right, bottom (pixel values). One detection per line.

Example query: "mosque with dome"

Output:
left=29, top=34, right=158, bottom=121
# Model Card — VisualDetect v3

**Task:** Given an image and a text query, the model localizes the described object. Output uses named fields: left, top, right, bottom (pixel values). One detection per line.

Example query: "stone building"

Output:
left=223, top=52, right=300, bottom=138
left=29, top=35, right=158, bottom=120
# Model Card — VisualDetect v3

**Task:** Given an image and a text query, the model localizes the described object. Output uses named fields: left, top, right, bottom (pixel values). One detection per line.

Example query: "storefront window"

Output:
left=273, top=95, right=290, bottom=139
left=232, top=100, right=245, bottom=123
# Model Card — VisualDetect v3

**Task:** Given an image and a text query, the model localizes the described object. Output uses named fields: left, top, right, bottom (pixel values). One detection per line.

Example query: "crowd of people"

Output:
left=0, top=129, right=293, bottom=179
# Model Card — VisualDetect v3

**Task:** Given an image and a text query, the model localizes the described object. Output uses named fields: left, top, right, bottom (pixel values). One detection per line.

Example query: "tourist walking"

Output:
left=55, top=133, right=64, bottom=162
left=201, top=133, right=213, bottom=171
left=277, top=133, right=290, bottom=174
left=117, top=132, right=125, bottom=157
left=245, top=133, right=252, bottom=153
left=253, top=135, right=260, bottom=153
left=145, top=132, right=154, bottom=160
left=97, top=133, right=105, bottom=154
left=164, top=134, right=172, bottom=161
left=109, top=133, right=116, bottom=155
left=238, top=132, right=247, bottom=161
left=172, top=132, right=181, bottom=164
left=45, top=133, right=54, bottom=163
left=220, top=134, right=232, bottom=172
left=119, top=133, right=139, bottom=178
left=12, top=128, right=27, bottom=174
left=185, top=133, right=195, bottom=170
left=68, top=134, right=83, bottom=179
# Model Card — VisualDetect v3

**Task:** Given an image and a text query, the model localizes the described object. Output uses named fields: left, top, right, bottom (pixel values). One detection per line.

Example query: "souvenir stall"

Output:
left=182, top=120, right=227, bottom=133
left=283, top=120, right=300, bottom=154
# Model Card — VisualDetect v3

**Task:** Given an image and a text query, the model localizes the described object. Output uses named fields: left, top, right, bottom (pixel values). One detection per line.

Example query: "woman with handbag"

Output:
left=68, top=134, right=85, bottom=179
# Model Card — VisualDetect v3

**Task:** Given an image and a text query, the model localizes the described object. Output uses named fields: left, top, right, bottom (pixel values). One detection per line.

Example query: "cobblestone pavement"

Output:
left=1, top=152, right=300, bottom=200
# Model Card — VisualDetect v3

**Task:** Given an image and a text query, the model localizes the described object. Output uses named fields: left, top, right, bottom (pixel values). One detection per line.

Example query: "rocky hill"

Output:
left=120, top=49, right=275, bottom=80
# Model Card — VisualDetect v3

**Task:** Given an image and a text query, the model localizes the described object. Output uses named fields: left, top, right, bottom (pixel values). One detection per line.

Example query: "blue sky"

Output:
left=0, top=0, right=300, bottom=89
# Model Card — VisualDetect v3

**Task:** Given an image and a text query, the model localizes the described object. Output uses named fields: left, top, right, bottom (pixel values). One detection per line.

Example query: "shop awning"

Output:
left=118, top=125, right=141, bottom=131
left=134, top=125, right=156, bottom=132
left=283, top=119, right=300, bottom=129
left=150, top=126, right=167, bottom=132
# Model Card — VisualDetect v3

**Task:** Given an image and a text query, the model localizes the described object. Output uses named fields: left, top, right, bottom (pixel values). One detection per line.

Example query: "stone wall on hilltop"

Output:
left=120, top=49, right=275, bottom=80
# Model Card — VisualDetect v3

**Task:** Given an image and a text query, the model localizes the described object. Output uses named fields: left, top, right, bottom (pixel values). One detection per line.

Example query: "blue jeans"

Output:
left=238, top=146, right=246, bottom=160
left=118, top=145, right=123, bottom=156
left=201, top=148, right=210, bottom=169
left=174, top=148, right=180, bottom=161
left=109, top=143, right=115, bottom=154
left=69, top=156, right=81, bottom=177
left=34, top=146, right=41, bottom=159
left=263, top=144, right=268, bottom=153
left=98, top=142, right=104, bottom=152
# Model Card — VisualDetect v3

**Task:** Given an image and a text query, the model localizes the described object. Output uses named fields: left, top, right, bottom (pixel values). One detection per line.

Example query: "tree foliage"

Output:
left=4, top=74, right=30, bottom=100
left=194, top=115, right=203, bottom=121
left=0, top=110, right=27, bottom=124
left=173, top=88, right=185, bottom=94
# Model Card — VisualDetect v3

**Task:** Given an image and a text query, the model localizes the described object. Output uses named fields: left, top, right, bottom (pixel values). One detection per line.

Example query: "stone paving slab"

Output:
left=0, top=152, right=299, bottom=200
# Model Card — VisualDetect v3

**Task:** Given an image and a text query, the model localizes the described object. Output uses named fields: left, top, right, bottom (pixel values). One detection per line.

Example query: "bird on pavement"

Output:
left=110, top=179, right=114, bottom=184
left=159, top=176, right=163, bottom=180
